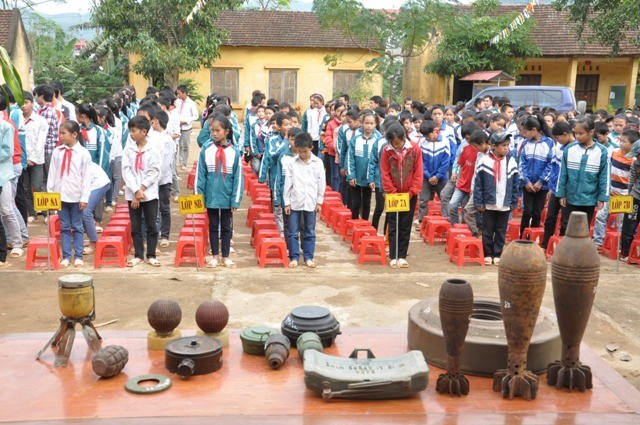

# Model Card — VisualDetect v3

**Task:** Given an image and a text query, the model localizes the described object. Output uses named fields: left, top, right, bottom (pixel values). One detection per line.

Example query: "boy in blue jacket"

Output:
left=474, top=131, right=519, bottom=265
left=557, top=117, right=610, bottom=235
left=417, top=119, right=450, bottom=223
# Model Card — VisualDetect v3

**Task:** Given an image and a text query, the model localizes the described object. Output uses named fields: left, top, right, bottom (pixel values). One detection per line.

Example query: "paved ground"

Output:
left=1, top=138, right=639, bottom=390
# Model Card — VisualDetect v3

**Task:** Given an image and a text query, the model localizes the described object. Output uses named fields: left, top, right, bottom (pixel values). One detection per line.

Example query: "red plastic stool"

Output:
left=109, top=212, right=130, bottom=221
left=540, top=208, right=548, bottom=224
left=341, top=219, right=370, bottom=241
left=546, top=235, right=562, bottom=260
left=254, top=197, right=272, bottom=212
left=449, top=236, right=485, bottom=267
left=446, top=228, right=472, bottom=255
left=186, top=171, right=196, bottom=191
left=257, top=238, right=289, bottom=268
left=254, top=229, right=282, bottom=255
left=107, top=219, right=131, bottom=234
left=48, top=214, right=60, bottom=239
left=174, top=236, right=206, bottom=267
left=511, top=207, right=522, bottom=219
left=251, top=220, right=278, bottom=245
left=328, top=207, right=351, bottom=230
left=321, top=201, right=344, bottom=223
left=358, top=235, right=387, bottom=265
left=25, top=237, right=60, bottom=270
left=424, top=220, right=451, bottom=245
left=192, top=212, right=210, bottom=228
left=506, top=219, right=521, bottom=242
left=257, top=212, right=276, bottom=221
left=114, top=203, right=128, bottom=213
left=94, top=236, right=127, bottom=268
left=601, top=231, right=620, bottom=260
left=333, top=210, right=353, bottom=234
left=246, top=204, right=270, bottom=227
left=628, top=240, right=640, bottom=265
left=420, top=216, right=448, bottom=238
left=183, top=218, right=208, bottom=236
left=427, top=200, right=442, bottom=216
left=102, top=226, right=132, bottom=251
left=522, top=227, right=545, bottom=245
left=179, top=227, right=208, bottom=247
left=350, top=225, right=377, bottom=253
left=606, top=214, right=618, bottom=231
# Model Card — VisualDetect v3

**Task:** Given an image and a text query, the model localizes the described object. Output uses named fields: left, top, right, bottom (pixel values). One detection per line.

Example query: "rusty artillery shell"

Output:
left=547, top=211, right=599, bottom=392
left=436, top=279, right=473, bottom=396
left=493, top=240, right=547, bottom=400
left=92, top=345, right=129, bottom=378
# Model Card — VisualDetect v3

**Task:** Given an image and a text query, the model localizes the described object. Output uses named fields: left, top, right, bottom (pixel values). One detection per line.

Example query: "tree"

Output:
left=425, top=0, right=540, bottom=78
left=91, top=0, right=243, bottom=88
left=0, top=0, right=64, bottom=9
left=313, top=0, right=451, bottom=101
left=552, top=0, right=639, bottom=56
left=244, top=0, right=290, bottom=11
left=0, top=45, right=23, bottom=105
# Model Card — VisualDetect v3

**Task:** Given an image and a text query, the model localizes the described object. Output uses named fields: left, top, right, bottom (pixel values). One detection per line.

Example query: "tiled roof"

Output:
left=459, top=70, right=515, bottom=81
left=0, top=10, right=13, bottom=50
left=484, top=5, right=640, bottom=57
left=215, top=10, right=372, bottom=50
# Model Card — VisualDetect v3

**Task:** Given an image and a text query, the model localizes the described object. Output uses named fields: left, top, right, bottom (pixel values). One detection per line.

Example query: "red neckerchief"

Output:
left=489, top=151, right=504, bottom=184
left=81, top=127, right=89, bottom=144
left=60, top=146, right=72, bottom=177
left=103, top=124, right=109, bottom=131
left=215, top=143, right=230, bottom=178
left=135, top=151, right=144, bottom=172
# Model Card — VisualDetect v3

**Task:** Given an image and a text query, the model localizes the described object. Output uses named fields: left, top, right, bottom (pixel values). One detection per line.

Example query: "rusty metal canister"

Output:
left=493, top=240, right=547, bottom=400
left=547, top=211, right=599, bottom=392
left=436, top=279, right=473, bottom=396
left=265, top=333, right=291, bottom=370
left=92, top=345, right=129, bottom=378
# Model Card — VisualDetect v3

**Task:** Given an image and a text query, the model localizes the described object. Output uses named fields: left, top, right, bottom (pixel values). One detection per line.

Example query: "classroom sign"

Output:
left=34, top=192, right=61, bottom=211
left=386, top=193, right=410, bottom=213
left=609, top=195, right=634, bottom=214
left=178, top=194, right=206, bottom=214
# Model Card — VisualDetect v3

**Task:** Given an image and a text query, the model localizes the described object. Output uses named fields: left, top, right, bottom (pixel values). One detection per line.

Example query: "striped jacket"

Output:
left=556, top=141, right=610, bottom=206
left=196, top=142, right=244, bottom=209
left=418, top=135, right=450, bottom=182
left=82, top=123, right=111, bottom=175
left=610, top=149, right=633, bottom=195
left=518, top=135, right=555, bottom=190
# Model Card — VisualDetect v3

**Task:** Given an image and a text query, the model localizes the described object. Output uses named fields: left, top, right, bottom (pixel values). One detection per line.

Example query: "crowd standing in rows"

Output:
left=0, top=84, right=639, bottom=270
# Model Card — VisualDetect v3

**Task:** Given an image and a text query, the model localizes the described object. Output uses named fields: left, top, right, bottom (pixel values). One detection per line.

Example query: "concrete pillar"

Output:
left=566, top=58, right=578, bottom=90
left=626, top=57, right=639, bottom=108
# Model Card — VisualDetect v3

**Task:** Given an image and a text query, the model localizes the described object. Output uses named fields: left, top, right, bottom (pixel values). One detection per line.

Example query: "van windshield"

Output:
left=485, top=89, right=564, bottom=108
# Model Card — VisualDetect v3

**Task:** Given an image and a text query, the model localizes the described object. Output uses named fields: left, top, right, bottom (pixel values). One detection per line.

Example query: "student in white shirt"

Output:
left=82, top=162, right=111, bottom=256
left=152, top=111, right=175, bottom=247
left=47, top=121, right=92, bottom=268
left=20, top=92, right=47, bottom=222
left=122, top=116, right=162, bottom=267
left=174, top=84, right=199, bottom=170
left=283, top=132, right=326, bottom=268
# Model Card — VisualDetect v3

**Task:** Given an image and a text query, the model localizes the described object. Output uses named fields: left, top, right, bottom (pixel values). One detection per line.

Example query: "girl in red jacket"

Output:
left=380, top=122, right=423, bottom=268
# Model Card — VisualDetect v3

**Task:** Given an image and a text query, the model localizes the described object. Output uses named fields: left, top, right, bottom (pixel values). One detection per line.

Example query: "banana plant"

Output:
left=0, top=45, right=24, bottom=106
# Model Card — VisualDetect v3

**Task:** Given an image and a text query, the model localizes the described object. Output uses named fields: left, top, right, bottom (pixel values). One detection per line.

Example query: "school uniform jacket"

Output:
left=338, top=125, right=360, bottom=171
left=273, top=148, right=294, bottom=208
left=243, top=111, right=257, bottom=149
left=440, top=122, right=458, bottom=169
left=258, top=133, right=288, bottom=189
left=518, top=135, right=555, bottom=190
left=556, top=141, right=610, bottom=206
left=367, top=137, right=388, bottom=190
left=0, top=119, right=15, bottom=187
left=548, top=142, right=567, bottom=196
left=473, top=153, right=519, bottom=210
left=46, top=143, right=92, bottom=203
left=380, top=140, right=423, bottom=198
left=196, top=142, right=244, bottom=209
left=251, top=119, right=269, bottom=157
left=419, top=135, right=451, bottom=182
left=82, top=123, right=111, bottom=175
left=121, top=139, right=162, bottom=202
left=8, top=104, right=26, bottom=168
left=347, top=130, right=381, bottom=187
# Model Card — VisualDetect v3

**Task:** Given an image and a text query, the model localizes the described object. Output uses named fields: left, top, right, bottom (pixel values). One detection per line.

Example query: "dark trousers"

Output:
left=323, top=154, right=332, bottom=191
left=312, top=140, right=319, bottom=156
left=22, top=163, right=45, bottom=216
left=158, top=183, right=172, bottom=239
left=15, top=172, right=27, bottom=223
left=388, top=196, right=417, bottom=260
left=339, top=173, right=350, bottom=208
left=541, top=193, right=562, bottom=249
left=482, top=209, right=510, bottom=258
left=621, top=197, right=640, bottom=257
left=560, top=203, right=595, bottom=236
left=372, top=189, right=385, bottom=231
left=0, top=187, right=6, bottom=262
left=350, top=185, right=372, bottom=220
left=208, top=208, right=233, bottom=258
left=129, top=199, right=159, bottom=260
left=520, top=189, right=548, bottom=238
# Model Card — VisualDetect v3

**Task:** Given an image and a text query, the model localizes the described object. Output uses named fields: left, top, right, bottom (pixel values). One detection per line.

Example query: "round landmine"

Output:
left=147, top=299, right=182, bottom=351
left=195, top=300, right=229, bottom=334
left=196, top=328, right=230, bottom=347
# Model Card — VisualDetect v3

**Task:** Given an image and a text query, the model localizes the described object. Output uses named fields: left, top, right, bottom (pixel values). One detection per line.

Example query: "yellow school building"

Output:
left=129, top=10, right=381, bottom=118
left=403, top=5, right=640, bottom=110
left=0, top=9, right=32, bottom=89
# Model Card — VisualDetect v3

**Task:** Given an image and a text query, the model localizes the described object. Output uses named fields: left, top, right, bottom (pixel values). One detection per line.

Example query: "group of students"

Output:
left=2, top=82, right=640, bottom=270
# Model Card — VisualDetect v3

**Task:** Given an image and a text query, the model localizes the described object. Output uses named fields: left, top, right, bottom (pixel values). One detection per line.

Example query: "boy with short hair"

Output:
left=283, top=132, right=325, bottom=268
left=417, top=120, right=450, bottom=222
left=152, top=110, right=174, bottom=248
left=474, top=131, right=519, bottom=265
left=595, top=121, right=619, bottom=158
left=250, top=105, right=268, bottom=174
left=174, top=84, right=199, bottom=170
left=20, top=91, right=47, bottom=222
left=33, top=84, right=60, bottom=187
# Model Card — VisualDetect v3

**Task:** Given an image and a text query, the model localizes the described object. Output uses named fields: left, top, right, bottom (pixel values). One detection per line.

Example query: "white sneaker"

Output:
left=493, top=257, right=500, bottom=266
left=119, top=190, right=124, bottom=196
left=173, top=196, right=179, bottom=202
left=27, top=216, right=35, bottom=224
left=105, top=206, right=113, bottom=213
left=74, top=259, right=84, bottom=268
left=484, top=257, right=493, bottom=266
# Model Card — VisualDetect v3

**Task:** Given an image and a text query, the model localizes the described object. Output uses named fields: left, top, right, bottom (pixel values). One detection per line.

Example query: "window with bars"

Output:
left=333, top=71, right=360, bottom=96
left=269, top=70, right=297, bottom=104
left=210, top=69, right=239, bottom=103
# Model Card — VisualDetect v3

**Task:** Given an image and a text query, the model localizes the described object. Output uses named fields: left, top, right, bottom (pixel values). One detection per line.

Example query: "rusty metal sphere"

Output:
left=147, top=299, right=182, bottom=334
left=195, top=300, right=229, bottom=334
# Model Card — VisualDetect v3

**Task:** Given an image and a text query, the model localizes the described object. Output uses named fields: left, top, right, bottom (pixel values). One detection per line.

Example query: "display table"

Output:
left=2, top=328, right=640, bottom=424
